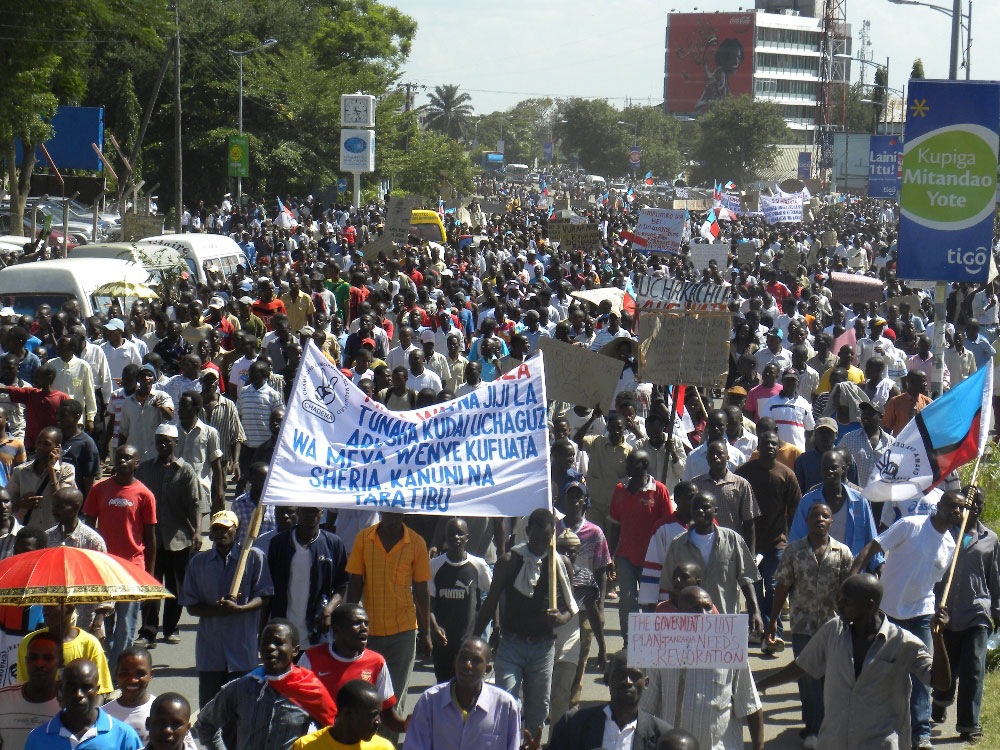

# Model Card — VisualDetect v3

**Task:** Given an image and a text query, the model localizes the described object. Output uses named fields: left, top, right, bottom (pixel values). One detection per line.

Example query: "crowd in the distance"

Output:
left=0, top=184, right=995, bottom=750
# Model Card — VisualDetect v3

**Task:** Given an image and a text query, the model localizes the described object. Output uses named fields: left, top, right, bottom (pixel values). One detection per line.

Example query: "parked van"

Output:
left=0, top=258, right=152, bottom=318
left=584, top=175, right=607, bottom=190
left=138, top=233, right=247, bottom=284
left=409, top=210, right=447, bottom=244
left=68, top=242, right=185, bottom=286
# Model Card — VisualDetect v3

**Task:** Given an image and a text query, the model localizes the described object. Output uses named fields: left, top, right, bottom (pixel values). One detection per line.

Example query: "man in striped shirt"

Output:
left=236, top=361, right=283, bottom=484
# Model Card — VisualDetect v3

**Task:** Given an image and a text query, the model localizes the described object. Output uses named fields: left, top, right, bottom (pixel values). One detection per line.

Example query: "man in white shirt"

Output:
left=387, top=326, right=418, bottom=372
left=407, top=350, right=442, bottom=394
left=850, top=490, right=967, bottom=748
left=99, top=318, right=142, bottom=387
left=753, top=329, right=792, bottom=377
left=857, top=317, right=897, bottom=370
left=419, top=330, right=450, bottom=390
left=760, top=369, right=815, bottom=451
left=50, top=336, right=97, bottom=430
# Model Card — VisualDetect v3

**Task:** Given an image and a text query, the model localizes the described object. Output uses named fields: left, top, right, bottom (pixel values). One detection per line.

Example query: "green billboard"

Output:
left=227, top=135, right=249, bottom=178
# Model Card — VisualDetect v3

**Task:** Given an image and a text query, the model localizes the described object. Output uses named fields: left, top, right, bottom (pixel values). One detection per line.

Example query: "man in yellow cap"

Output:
left=179, top=509, right=274, bottom=709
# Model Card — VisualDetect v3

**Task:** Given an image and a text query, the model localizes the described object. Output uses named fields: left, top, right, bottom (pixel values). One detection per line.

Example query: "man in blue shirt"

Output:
left=179, top=510, right=273, bottom=708
left=788, top=450, right=882, bottom=569
left=963, top=320, right=996, bottom=370
left=26, top=658, right=141, bottom=750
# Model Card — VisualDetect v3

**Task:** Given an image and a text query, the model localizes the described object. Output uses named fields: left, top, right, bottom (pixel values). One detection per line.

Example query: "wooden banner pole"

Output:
left=228, top=502, right=265, bottom=599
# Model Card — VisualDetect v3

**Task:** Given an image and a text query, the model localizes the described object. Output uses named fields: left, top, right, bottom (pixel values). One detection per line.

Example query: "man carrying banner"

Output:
left=849, top=490, right=968, bottom=748
left=472, top=508, right=577, bottom=738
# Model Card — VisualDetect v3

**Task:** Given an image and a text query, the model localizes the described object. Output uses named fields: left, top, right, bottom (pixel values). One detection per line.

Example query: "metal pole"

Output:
left=173, top=1, right=183, bottom=234
left=353, top=172, right=361, bottom=210
left=236, top=54, right=243, bottom=204
left=966, top=2, right=971, bottom=79
left=932, top=0, right=962, bottom=398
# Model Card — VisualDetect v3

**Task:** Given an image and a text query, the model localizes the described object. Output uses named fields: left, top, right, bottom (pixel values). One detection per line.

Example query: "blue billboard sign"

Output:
left=797, top=151, right=811, bottom=180
left=868, top=135, right=903, bottom=198
left=897, top=80, right=1000, bottom=282
left=14, top=106, right=105, bottom=171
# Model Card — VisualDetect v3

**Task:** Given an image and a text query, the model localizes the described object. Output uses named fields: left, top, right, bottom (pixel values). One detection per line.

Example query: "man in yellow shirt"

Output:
left=292, top=680, right=392, bottom=750
left=346, top=512, right=431, bottom=742
left=280, top=275, right=316, bottom=333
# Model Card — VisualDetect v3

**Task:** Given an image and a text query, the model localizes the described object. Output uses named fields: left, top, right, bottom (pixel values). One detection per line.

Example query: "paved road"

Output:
left=147, top=541, right=969, bottom=748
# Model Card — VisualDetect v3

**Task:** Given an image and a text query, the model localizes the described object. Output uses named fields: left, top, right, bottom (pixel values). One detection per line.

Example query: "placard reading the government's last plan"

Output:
left=628, top=613, right=748, bottom=669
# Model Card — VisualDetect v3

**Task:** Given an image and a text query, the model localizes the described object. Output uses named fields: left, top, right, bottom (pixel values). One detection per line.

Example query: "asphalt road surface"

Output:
left=145, top=534, right=969, bottom=748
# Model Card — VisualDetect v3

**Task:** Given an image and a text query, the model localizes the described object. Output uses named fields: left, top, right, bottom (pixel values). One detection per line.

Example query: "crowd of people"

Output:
left=0, top=181, right=995, bottom=750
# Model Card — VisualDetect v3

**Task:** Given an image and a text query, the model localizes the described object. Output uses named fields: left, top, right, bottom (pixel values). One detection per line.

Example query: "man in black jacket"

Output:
left=267, top=507, right=349, bottom=647
left=547, top=650, right=669, bottom=750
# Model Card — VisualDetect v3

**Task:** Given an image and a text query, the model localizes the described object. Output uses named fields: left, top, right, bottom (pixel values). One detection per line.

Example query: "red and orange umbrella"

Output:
left=0, top=546, right=171, bottom=605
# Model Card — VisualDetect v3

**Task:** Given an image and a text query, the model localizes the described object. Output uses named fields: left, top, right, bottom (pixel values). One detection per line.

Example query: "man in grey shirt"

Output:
left=757, top=573, right=951, bottom=749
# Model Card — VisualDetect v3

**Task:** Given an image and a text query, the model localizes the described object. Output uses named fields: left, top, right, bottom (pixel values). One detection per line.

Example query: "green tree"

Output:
left=394, top=130, right=474, bottom=199
left=691, top=95, right=790, bottom=184
left=911, top=58, right=925, bottom=79
left=555, top=98, right=628, bottom=176
left=832, top=82, right=880, bottom=133
left=423, top=84, right=473, bottom=140
left=0, top=0, right=166, bottom=236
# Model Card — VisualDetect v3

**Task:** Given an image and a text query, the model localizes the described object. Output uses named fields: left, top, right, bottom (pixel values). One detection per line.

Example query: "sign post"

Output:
left=868, top=135, right=903, bottom=198
left=897, top=80, right=1000, bottom=397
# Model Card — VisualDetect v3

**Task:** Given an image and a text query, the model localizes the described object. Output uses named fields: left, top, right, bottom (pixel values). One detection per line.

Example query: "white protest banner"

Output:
left=760, top=194, right=804, bottom=225
left=628, top=613, right=748, bottom=669
left=719, top=193, right=741, bottom=214
left=689, top=244, right=728, bottom=271
left=635, top=208, right=687, bottom=255
left=633, top=276, right=730, bottom=313
left=385, top=196, right=417, bottom=244
left=262, top=342, right=551, bottom=517
left=536, top=338, right=621, bottom=413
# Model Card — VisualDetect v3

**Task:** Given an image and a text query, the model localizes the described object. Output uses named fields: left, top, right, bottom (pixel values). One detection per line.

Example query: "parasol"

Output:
left=92, top=280, right=159, bottom=300
left=0, top=546, right=171, bottom=605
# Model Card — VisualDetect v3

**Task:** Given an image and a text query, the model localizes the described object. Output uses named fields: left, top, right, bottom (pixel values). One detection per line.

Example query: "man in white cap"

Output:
left=206, top=297, right=235, bottom=350
left=420, top=329, right=449, bottom=388
left=100, top=319, right=141, bottom=387
left=135, top=423, right=201, bottom=647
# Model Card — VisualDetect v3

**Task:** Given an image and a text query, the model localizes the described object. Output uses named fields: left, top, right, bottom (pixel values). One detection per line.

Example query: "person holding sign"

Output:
left=548, top=650, right=670, bottom=750
left=639, top=586, right=764, bottom=750
left=472, top=508, right=578, bottom=738
left=757, top=574, right=951, bottom=750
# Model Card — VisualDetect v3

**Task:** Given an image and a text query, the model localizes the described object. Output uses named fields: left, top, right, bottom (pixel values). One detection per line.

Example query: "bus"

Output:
left=481, top=151, right=504, bottom=173
left=507, top=163, right=530, bottom=184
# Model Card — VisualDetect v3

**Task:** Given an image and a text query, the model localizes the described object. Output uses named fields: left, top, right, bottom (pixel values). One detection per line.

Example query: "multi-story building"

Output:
left=663, top=8, right=850, bottom=139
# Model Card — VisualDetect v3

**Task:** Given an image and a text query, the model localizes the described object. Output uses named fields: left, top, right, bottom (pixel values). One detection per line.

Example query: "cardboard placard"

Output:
left=736, top=242, right=756, bottom=265
left=628, top=613, right=748, bottom=669
left=363, top=234, right=395, bottom=256
left=479, top=200, right=506, bottom=216
left=830, top=271, right=884, bottom=303
left=886, top=294, right=923, bottom=313
left=120, top=214, right=164, bottom=242
left=689, top=244, right=729, bottom=271
left=638, top=312, right=731, bottom=386
left=559, top=224, right=602, bottom=253
left=547, top=218, right=570, bottom=242
left=536, top=337, right=621, bottom=413
left=570, top=287, right=626, bottom=315
left=385, top=197, right=418, bottom=244
left=781, top=246, right=801, bottom=274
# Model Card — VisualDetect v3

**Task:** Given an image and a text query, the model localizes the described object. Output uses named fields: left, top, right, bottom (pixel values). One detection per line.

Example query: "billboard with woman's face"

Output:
left=665, top=13, right=755, bottom=115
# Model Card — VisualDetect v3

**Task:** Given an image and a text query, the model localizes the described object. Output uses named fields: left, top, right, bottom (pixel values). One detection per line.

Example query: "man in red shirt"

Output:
left=607, top=448, right=675, bottom=645
left=82, top=443, right=156, bottom=668
left=0, top=363, right=70, bottom=452
left=299, top=602, right=407, bottom=734
left=251, top=278, right=286, bottom=331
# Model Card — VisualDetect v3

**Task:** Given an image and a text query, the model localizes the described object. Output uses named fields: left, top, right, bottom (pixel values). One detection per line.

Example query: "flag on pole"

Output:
left=645, top=171, right=654, bottom=185
left=276, top=197, right=297, bottom=229
left=713, top=182, right=722, bottom=203
left=623, top=278, right=637, bottom=317
left=724, top=180, right=736, bottom=190
left=865, top=361, right=993, bottom=502
left=700, top=209, right=720, bottom=240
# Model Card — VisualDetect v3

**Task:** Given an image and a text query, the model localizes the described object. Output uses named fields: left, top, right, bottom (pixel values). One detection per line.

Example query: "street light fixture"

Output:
left=886, top=0, right=971, bottom=79
left=229, top=37, right=278, bottom=204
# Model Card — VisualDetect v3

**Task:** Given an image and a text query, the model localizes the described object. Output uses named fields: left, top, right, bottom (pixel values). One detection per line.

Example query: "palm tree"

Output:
left=423, top=84, right=474, bottom=140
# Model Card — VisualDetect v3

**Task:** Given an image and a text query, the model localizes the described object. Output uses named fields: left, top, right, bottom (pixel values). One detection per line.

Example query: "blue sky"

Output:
left=396, top=0, right=990, bottom=115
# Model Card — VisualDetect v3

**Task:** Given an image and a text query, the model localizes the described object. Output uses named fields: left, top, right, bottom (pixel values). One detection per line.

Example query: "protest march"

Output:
left=1, top=1, right=999, bottom=749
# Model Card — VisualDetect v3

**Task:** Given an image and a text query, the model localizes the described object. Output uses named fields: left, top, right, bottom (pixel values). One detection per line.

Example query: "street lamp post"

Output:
left=229, top=38, right=277, bottom=204
left=887, top=0, right=968, bottom=397
left=617, top=120, right=638, bottom=181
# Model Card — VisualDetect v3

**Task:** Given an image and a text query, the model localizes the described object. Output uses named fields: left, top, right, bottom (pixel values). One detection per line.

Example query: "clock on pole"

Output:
left=341, top=94, right=376, bottom=128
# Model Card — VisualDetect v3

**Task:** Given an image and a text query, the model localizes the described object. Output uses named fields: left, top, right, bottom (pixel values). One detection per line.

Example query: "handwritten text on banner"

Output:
left=635, top=208, right=687, bottom=254
left=633, top=277, right=731, bottom=313
left=628, top=613, right=748, bottom=669
left=262, top=342, right=551, bottom=517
